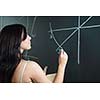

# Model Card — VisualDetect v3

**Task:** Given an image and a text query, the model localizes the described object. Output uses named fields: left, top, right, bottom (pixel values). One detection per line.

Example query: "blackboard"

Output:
left=1, top=16, right=100, bottom=82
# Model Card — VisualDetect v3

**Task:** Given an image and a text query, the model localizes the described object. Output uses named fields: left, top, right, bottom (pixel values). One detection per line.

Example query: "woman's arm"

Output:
left=52, top=49, right=68, bottom=83
left=29, top=49, right=68, bottom=83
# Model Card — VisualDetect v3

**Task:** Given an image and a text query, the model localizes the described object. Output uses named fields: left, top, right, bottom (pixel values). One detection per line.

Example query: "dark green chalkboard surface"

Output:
left=1, top=16, right=100, bottom=82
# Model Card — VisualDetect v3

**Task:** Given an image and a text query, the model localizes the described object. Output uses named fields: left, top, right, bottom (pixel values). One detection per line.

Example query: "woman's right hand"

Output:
left=58, top=49, right=68, bottom=69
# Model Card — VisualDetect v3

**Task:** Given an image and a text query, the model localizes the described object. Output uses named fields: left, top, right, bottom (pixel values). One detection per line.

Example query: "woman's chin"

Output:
left=27, top=46, right=31, bottom=50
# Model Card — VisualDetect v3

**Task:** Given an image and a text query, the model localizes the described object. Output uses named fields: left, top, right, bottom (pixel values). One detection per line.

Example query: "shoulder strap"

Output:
left=19, top=62, right=28, bottom=83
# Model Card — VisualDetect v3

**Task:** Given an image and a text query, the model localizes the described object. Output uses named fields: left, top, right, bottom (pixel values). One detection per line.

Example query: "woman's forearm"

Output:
left=53, top=49, right=68, bottom=83
left=53, top=65, right=66, bottom=83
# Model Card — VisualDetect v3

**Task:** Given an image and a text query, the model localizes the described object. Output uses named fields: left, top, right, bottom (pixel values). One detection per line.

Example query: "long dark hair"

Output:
left=0, top=24, right=27, bottom=82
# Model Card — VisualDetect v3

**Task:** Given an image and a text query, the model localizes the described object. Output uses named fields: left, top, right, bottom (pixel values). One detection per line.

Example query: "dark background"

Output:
left=1, top=16, right=100, bottom=82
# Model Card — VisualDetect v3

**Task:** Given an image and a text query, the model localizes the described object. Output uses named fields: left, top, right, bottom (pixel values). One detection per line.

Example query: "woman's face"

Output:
left=20, top=34, right=31, bottom=53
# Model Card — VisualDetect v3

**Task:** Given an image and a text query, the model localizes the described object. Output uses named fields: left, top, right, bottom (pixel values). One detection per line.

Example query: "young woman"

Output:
left=0, top=24, right=68, bottom=83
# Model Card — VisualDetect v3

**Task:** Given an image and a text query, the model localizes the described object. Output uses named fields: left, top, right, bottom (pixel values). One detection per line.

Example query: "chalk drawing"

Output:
left=48, top=16, right=100, bottom=64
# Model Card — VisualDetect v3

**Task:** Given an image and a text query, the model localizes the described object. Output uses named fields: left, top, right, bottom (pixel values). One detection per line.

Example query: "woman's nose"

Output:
left=28, top=35, right=31, bottom=40
left=29, top=36, right=31, bottom=40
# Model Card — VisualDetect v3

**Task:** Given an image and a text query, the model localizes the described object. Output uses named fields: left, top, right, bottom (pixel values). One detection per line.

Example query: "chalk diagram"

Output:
left=0, top=16, right=38, bottom=60
left=48, top=16, right=100, bottom=64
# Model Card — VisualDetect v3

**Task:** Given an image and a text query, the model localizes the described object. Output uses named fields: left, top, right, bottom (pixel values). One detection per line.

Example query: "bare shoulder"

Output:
left=26, top=60, right=43, bottom=74
left=26, top=60, right=51, bottom=83
left=27, top=60, right=41, bottom=69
